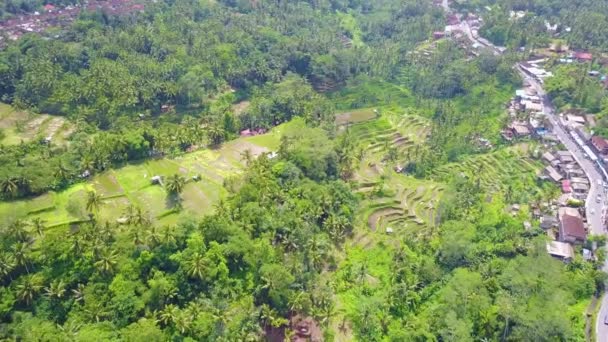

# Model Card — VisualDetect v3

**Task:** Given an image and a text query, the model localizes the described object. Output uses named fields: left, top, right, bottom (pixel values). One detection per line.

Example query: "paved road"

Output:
left=441, top=2, right=608, bottom=339
left=519, top=68, right=606, bottom=237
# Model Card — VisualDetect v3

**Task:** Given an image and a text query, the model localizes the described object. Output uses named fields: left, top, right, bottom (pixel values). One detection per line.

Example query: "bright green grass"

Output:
left=335, top=108, right=377, bottom=125
left=0, top=123, right=287, bottom=228
left=0, top=103, right=73, bottom=146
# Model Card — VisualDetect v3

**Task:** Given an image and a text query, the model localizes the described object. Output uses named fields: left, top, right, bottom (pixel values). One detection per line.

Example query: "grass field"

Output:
left=0, top=124, right=286, bottom=228
left=0, top=103, right=73, bottom=146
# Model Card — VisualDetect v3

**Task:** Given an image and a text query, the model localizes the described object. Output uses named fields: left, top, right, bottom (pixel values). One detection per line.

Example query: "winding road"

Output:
left=440, top=1, right=608, bottom=340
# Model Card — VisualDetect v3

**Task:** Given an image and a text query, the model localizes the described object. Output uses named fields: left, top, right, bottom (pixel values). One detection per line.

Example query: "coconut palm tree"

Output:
left=86, top=190, right=103, bottom=213
left=11, top=241, right=31, bottom=273
left=0, top=177, right=19, bottom=197
left=44, top=280, right=66, bottom=300
left=16, top=275, right=42, bottom=305
left=94, top=249, right=118, bottom=275
left=72, top=283, right=85, bottom=303
left=53, top=163, right=71, bottom=183
left=165, top=174, right=186, bottom=195
left=29, top=218, right=46, bottom=237
left=158, top=304, right=179, bottom=327
left=146, top=226, right=162, bottom=247
left=0, top=252, right=16, bottom=281
left=184, top=252, right=206, bottom=280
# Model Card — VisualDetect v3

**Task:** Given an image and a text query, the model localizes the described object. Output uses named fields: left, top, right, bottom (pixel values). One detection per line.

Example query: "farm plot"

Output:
left=0, top=124, right=284, bottom=228
left=431, top=146, right=543, bottom=194
left=0, top=103, right=73, bottom=146
left=357, top=176, right=445, bottom=235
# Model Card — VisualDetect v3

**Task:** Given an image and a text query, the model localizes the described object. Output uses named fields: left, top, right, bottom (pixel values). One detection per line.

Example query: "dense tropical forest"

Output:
left=0, top=0, right=606, bottom=340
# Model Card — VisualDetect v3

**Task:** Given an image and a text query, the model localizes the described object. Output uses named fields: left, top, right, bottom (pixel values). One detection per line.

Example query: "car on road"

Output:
left=597, top=194, right=602, bottom=203
left=599, top=180, right=603, bottom=187
left=591, top=209, right=595, bottom=215
left=604, top=315, right=608, bottom=325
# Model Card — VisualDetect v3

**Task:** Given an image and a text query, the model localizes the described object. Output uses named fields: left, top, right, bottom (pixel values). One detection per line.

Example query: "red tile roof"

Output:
left=562, top=214, right=586, bottom=241
left=592, top=136, right=608, bottom=151
left=561, top=180, right=571, bottom=193
left=574, top=52, right=593, bottom=61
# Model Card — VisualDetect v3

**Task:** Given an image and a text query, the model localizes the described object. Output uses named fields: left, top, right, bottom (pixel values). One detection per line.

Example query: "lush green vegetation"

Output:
left=0, top=0, right=604, bottom=340
left=458, top=0, right=608, bottom=51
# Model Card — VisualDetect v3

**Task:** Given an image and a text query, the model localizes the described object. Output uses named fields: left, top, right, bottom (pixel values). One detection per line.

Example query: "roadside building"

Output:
left=560, top=214, right=586, bottom=243
left=571, top=182, right=589, bottom=194
left=542, top=151, right=555, bottom=163
left=509, top=122, right=531, bottom=137
left=570, top=177, right=589, bottom=185
left=591, top=136, right=608, bottom=155
left=561, top=179, right=571, bottom=193
left=556, top=151, right=575, bottom=164
left=546, top=241, right=574, bottom=261
left=544, top=165, right=563, bottom=182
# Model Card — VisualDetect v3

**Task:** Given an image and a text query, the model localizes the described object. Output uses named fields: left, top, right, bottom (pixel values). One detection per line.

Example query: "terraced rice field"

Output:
left=357, top=177, right=444, bottom=234
left=431, top=146, right=542, bottom=192
left=343, top=111, right=442, bottom=235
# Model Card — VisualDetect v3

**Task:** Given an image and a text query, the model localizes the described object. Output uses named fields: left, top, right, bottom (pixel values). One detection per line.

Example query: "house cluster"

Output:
left=540, top=149, right=592, bottom=262
left=0, top=1, right=144, bottom=48
left=519, top=58, right=553, bottom=84
left=502, top=80, right=552, bottom=141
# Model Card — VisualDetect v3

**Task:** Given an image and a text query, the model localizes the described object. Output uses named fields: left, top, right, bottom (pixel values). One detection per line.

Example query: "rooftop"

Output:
left=546, top=241, right=574, bottom=259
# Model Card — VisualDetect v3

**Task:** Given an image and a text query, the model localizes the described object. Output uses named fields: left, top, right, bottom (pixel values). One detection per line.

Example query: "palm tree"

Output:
left=44, top=280, right=66, bottom=300
left=158, top=304, right=179, bottom=327
left=208, top=124, right=226, bottom=146
left=0, top=252, right=16, bottom=281
left=94, top=249, right=118, bottom=275
left=241, top=149, right=253, bottom=166
left=184, top=253, right=206, bottom=280
left=86, top=190, right=103, bottom=213
left=72, top=283, right=85, bottom=303
left=16, top=275, right=42, bottom=305
left=11, top=241, right=31, bottom=273
left=124, top=204, right=149, bottom=227
left=53, top=163, right=71, bottom=183
left=161, top=226, right=177, bottom=246
left=29, top=218, right=46, bottom=237
left=146, top=226, right=162, bottom=247
left=174, top=310, right=193, bottom=334
left=0, top=177, right=19, bottom=197
left=165, top=174, right=186, bottom=195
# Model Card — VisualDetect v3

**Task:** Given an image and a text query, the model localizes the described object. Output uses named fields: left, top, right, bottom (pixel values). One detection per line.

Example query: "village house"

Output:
left=509, top=122, right=531, bottom=137
left=544, top=165, right=563, bottom=182
left=560, top=214, right=586, bottom=243
left=433, top=31, right=445, bottom=40
left=556, top=151, right=575, bottom=164
left=571, top=182, right=589, bottom=195
left=558, top=207, right=586, bottom=244
left=574, top=51, right=593, bottom=62
left=561, top=179, right=571, bottom=193
left=540, top=215, right=558, bottom=230
left=546, top=241, right=574, bottom=261
left=570, top=177, right=589, bottom=185
left=591, top=136, right=608, bottom=155
left=549, top=43, right=569, bottom=53
left=542, top=151, right=555, bottom=164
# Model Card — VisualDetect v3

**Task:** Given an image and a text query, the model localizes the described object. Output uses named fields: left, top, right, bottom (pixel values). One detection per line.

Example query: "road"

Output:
left=519, top=69, right=607, bottom=237
left=440, top=2, right=608, bottom=339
